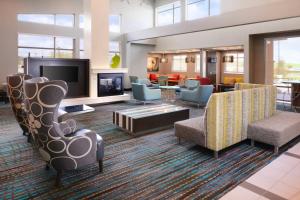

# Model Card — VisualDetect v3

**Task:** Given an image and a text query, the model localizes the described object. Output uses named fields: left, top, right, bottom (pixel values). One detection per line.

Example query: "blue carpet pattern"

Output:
left=0, top=102, right=296, bottom=200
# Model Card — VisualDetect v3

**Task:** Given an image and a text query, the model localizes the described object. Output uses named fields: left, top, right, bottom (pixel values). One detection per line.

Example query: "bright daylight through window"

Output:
left=186, top=0, right=220, bottom=20
left=156, top=1, right=181, bottom=27
left=172, top=55, right=187, bottom=72
left=18, top=34, right=74, bottom=71
left=18, top=14, right=74, bottom=27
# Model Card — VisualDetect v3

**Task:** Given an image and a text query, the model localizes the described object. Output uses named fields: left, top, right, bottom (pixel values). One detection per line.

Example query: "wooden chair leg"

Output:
left=214, top=151, right=219, bottom=159
left=99, top=160, right=103, bottom=173
left=274, top=146, right=279, bottom=155
left=251, top=140, right=255, bottom=147
left=45, top=163, right=50, bottom=170
left=177, top=137, right=181, bottom=144
left=55, top=171, right=62, bottom=187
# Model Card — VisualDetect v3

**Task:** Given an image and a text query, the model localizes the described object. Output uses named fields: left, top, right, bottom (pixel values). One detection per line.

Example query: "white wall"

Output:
left=0, top=0, right=83, bottom=86
left=110, top=0, right=154, bottom=34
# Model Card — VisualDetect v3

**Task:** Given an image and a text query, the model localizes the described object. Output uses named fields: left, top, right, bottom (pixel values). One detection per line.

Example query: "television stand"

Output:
left=60, top=104, right=95, bottom=117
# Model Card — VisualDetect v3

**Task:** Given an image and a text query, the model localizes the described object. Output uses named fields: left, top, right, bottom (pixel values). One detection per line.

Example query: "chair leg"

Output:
left=99, top=160, right=103, bottom=173
left=274, top=146, right=279, bottom=155
left=27, top=134, right=31, bottom=143
left=214, top=151, right=219, bottom=159
left=45, top=163, right=50, bottom=170
left=251, top=139, right=255, bottom=147
left=55, top=171, right=62, bottom=187
left=177, top=137, right=181, bottom=144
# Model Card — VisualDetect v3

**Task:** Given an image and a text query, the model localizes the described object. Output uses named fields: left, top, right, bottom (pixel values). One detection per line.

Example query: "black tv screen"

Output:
left=40, top=66, right=79, bottom=82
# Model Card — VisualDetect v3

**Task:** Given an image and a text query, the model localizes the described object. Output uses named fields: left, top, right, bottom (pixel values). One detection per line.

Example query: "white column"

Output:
left=84, top=0, right=110, bottom=97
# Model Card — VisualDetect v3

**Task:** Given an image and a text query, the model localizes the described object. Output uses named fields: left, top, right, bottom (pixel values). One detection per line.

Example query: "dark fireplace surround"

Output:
left=97, top=73, right=124, bottom=97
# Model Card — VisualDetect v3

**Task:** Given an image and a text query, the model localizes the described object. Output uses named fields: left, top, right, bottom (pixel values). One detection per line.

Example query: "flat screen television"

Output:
left=40, top=66, right=79, bottom=82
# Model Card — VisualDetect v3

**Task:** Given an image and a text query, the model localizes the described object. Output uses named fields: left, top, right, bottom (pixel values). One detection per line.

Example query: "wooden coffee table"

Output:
left=113, top=104, right=189, bottom=136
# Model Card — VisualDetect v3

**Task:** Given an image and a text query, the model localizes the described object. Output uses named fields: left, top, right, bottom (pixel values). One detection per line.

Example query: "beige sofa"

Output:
left=175, top=83, right=300, bottom=157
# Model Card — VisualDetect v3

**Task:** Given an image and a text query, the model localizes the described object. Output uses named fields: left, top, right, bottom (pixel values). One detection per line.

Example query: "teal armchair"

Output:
left=180, top=80, right=200, bottom=91
left=180, top=85, right=214, bottom=107
left=132, top=83, right=161, bottom=104
left=137, top=78, right=160, bottom=89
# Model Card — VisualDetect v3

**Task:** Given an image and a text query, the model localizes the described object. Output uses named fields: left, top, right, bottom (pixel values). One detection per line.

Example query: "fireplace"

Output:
left=97, top=73, right=124, bottom=97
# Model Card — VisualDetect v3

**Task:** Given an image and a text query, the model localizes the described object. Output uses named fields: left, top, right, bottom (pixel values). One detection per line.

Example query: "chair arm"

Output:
left=58, top=119, right=77, bottom=135
left=49, top=130, right=99, bottom=171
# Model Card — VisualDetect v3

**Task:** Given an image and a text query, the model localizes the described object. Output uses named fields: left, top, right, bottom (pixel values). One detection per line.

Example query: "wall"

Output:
left=0, top=0, right=83, bottom=87
left=126, top=43, right=155, bottom=88
left=110, top=0, right=154, bottom=35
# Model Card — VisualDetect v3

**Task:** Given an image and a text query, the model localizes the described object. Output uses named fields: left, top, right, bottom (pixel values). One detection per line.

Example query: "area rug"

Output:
left=0, top=102, right=295, bottom=200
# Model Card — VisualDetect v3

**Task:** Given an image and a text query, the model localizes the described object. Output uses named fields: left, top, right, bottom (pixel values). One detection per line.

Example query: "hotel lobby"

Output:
left=1, top=0, right=300, bottom=199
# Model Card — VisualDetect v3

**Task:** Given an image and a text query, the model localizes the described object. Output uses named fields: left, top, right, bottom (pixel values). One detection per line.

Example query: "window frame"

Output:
left=17, top=14, right=75, bottom=27
left=186, top=0, right=220, bottom=21
left=155, top=1, right=181, bottom=27
left=109, top=14, right=122, bottom=33
left=223, top=52, right=244, bottom=74
left=172, top=55, right=188, bottom=72
left=18, top=33, right=75, bottom=60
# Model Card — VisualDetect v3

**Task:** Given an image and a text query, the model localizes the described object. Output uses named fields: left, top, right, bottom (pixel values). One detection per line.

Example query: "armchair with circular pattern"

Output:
left=23, top=78, right=104, bottom=186
left=6, top=74, right=32, bottom=139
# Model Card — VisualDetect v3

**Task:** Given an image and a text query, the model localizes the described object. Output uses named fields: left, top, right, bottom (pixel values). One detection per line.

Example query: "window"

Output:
left=55, top=37, right=74, bottom=58
left=17, top=14, right=74, bottom=27
left=195, top=54, right=201, bottom=72
left=80, top=39, right=85, bottom=58
left=79, top=15, right=85, bottom=29
left=186, top=0, right=220, bottom=21
left=109, top=41, right=120, bottom=61
left=109, top=15, right=121, bottom=33
left=18, top=34, right=75, bottom=70
left=156, top=1, right=181, bottom=27
left=55, top=14, right=74, bottom=27
left=223, top=52, right=244, bottom=74
left=17, top=14, right=55, bottom=25
left=172, top=55, right=187, bottom=72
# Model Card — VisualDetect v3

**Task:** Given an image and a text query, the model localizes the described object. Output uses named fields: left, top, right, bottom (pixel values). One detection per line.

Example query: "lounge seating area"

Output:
left=2, top=0, right=300, bottom=199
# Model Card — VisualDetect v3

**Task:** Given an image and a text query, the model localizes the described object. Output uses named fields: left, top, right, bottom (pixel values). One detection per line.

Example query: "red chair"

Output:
left=149, top=73, right=158, bottom=83
left=196, top=75, right=211, bottom=85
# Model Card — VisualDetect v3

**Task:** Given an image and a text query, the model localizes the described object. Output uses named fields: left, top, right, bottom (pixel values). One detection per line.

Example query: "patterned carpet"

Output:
left=0, top=102, right=297, bottom=200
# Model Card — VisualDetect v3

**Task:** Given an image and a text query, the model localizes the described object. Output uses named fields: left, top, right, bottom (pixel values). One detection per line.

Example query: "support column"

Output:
left=84, top=0, right=109, bottom=97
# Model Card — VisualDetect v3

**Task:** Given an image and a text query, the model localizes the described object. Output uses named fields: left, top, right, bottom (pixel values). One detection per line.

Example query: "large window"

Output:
left=17, top=14, right=74, bottom=27
left=80, top=39, right=85, bottom=58
left=223, top=52, right=244, bottom=74
left=109, top=15, right=121, bottom=33
left=18, top=34, right=74, bottom=70
left=172, top=55, right=187, bottom=72
left=186, top=0, right=220, bottom=21
left=79, top=15, right=85, bottom=29
left=109, top=41, right=120, bottom=60
left=195, top=54, right=201, bottom=72
left=273, top=37, right=300, bottom=84
left=156, top=1, right=181, bottom=27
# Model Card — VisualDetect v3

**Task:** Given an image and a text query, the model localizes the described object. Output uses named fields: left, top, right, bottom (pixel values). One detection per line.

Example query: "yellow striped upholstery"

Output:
left=205, top=83, right=277, bottom=152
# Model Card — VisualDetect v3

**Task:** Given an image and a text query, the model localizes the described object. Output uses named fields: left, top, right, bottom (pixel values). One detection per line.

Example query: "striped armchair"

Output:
left=175, top=83, right=277, bottom=158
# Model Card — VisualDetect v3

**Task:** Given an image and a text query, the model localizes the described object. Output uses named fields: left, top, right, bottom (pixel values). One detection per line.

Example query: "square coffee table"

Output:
left=113, top=104, right=189, bottom=136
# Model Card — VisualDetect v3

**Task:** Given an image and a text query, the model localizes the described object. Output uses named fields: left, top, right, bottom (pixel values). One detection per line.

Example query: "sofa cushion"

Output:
left=248, top=111, right=300, bottom=147
left=174, top=117, right=206, bottom=147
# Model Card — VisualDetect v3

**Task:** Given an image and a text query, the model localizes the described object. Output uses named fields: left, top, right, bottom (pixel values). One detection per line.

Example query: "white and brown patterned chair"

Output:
left=24, top=78, right=104, bottom=186
left=6, top=74, right=32, bottom=140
